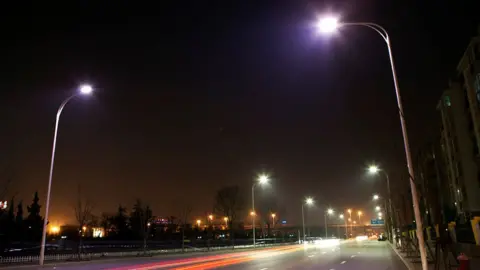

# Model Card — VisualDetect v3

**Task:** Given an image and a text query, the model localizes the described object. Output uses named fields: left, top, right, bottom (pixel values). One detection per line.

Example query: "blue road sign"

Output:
left=371, top=219, right=385, bottom=225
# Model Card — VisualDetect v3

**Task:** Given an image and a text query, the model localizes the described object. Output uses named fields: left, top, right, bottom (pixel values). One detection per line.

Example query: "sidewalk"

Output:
left=389, top=241, right=480, bottom=270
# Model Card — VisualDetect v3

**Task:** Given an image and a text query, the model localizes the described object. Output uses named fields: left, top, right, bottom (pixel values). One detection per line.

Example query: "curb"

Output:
left=388, top=242, right=415, bottom=270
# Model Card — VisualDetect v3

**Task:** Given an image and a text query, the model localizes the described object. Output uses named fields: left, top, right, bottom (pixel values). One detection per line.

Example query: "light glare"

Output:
left=79, top=84, right=93, bottom=95
left=258, top=174, right=270, bottom=184
left=317, top=17, right=339, bottom=33
left=368, top=165, right=380, bottom=174
left=305, top=197, right=314, bottom=205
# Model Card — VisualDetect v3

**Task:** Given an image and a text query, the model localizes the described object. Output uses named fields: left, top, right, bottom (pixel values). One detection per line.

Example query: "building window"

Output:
left=445, top=95, right=451, bottom=106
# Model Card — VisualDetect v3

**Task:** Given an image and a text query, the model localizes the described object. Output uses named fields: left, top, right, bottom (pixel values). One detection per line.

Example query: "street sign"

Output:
left=371, top=218, right=385, bottom=225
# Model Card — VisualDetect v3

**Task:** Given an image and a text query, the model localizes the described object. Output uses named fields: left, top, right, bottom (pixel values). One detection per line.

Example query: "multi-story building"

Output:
left=438, top=79, right=480, bottom=220
left=456, top=31, right=480, bottom=217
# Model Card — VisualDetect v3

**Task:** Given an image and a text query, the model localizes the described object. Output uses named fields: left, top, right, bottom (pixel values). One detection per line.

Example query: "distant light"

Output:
left=358, top=211, right=362, bottom=216
left=378, top=212, right=383, bottom=217
left=317, top=17, right=339, bottom=33
left=271, top=213, right=276, bottom=218
left=373, top=194, right=380, bottom=200
left=196, top=219, right=201, bottom=225
left=50, top=226, right=60, bottom=234
left=305, top=197, right=314, bottom=205
left=79, top=84, right=93, bottom=95
left=375, top=206, right=381, bottom=211
left=347, top=209, right=352, bottom=213
left=327, top=208, right=334, bottom=215
left=208, top=214, right=214, bottom=220
left=82, top=226, right=87, bottom=231
left=258, top=174, right=270, bottom=185
left=339, top=214, right=344, bottom=219
left=224, top=217, right=228, bottom=221
left=368, top=165, right=380, bottom=174
left=282, top=220, right=287, bottom=224
left=250, top=211, right=256, bottom=216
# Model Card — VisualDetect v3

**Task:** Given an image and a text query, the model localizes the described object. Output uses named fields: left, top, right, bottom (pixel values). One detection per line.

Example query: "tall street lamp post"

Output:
left=368, top=165, right=396, bottom=243
left=339, top=214, right=347, bottom=239
left=316, top=17, right=428, bottom=270
left=325, top=208, right=334, bottom=238
left=39, top=84, right=94, bottom=266
left=252, top=174, right=269, bottom=246
left=302, top=197, right=314, bottom=243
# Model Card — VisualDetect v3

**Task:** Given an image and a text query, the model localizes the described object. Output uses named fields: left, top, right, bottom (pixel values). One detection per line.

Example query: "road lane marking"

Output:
left=340, top=261, right=346, bottom=264
left=308, top=255, right=315, bottom=257
left=260, top=268, right=268, bottom=270
left=351, top=255, right=356, bottom=258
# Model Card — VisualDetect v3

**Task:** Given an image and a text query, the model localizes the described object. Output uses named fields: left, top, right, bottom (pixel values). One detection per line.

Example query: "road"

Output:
left=13, top=240, right=408, bottom=269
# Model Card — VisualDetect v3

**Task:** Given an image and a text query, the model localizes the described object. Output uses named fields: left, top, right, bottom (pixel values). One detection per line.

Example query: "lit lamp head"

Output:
left=79, top=84, right=93, bottom=95
left=327, top=208, right=334, bottom=215
left=347, top=209, right=352, bottom=214
left=224, top=217, right=228, bottom=221
left=373, top=194, right=380, bottom=200
left=250, top=211, right=256, bottom=216
left=271, top=213, right=276, bottom=218
left=339, top=214, right=344, bottom=219
left=368, top=165, right=380, bottom=174
left=305, top=197, right=314, bottom=206
left=257, top=174, right=270, bottom=185
left=375, top=206, right=381, bottom=211
left=317, top=17, right=340, bottom=33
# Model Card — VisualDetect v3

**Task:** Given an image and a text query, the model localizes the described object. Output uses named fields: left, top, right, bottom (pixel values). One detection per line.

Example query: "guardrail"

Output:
left=0, top=242, right=295, bottom=265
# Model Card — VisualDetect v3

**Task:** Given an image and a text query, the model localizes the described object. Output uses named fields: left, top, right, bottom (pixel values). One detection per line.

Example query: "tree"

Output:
left=177, top=204, right=192, bottom=252
left=112, top=205, right=129, bottom=238
left=15, top=201, right=24, bottom=242
left=213, top=185, right=244, bottom=246
left=73, top=186, right=94, bottom=255
left=130, top=199, right=152, bottom=252
left=25, top=191, right=43, bottom=241
left=100, top=213, right=113, bottom=238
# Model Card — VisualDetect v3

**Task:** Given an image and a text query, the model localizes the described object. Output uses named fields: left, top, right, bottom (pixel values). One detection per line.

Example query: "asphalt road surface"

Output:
left=13, top=240, right=408, bottom=269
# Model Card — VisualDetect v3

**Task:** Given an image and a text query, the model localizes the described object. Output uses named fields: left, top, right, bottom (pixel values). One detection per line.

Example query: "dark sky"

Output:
left=1, top=1, right=479, bottom=226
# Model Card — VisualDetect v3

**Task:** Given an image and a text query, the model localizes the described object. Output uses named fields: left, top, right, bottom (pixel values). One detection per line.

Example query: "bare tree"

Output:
left=131, top=199, right=152, bottom=254
left=178, top=204, right=192, bottom=252
left=213, top=185, right=244, bottom=247
left=73, top=185, right=94, bottom=256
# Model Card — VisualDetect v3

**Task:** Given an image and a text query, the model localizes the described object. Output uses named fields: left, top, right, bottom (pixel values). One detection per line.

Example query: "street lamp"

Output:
left=347, top=209, right=352, bottom=237
left=224, top=217, right=228, bottom=228
left=339, top=214, right=348, bottom=239
left=208, top=214, right=214, bottom=221
left=315, top=16, right=427, bottom=270
left=325, top=208, right=334, bottom=238
left=357, top=211, right=362, bottom=224
left=251, top=174, right=270, bottom=246
left=271, top=213, right=276, bottom=228
left=302, top=197, right=314, bottom=243
left=368, top=165, right=396, bottom=244
left=39, top=84, right=94, bottom=266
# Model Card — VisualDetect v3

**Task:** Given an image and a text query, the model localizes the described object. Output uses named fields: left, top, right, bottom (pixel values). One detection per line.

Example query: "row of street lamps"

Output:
left=38, top=16, right=427, bottom=269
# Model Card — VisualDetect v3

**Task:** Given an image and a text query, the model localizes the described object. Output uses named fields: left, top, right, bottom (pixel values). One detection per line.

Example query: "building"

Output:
left=437, top=81, right=479, bottom=219
left=455, top=30, right=480, bottom=217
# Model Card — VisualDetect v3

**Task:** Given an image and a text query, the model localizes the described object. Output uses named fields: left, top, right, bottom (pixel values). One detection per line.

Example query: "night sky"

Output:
left=1, top=1, right=479, bottom=226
